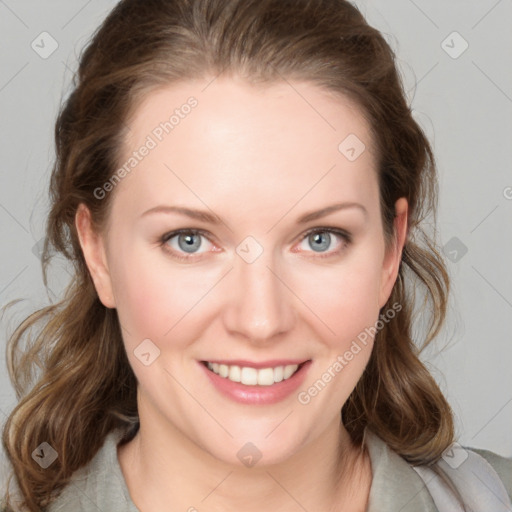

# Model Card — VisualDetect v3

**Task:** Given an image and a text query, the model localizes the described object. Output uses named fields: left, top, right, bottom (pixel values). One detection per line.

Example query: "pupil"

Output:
left=311, top=232, right=330, bottom=252
left=179, top=233, right=201, bottom=253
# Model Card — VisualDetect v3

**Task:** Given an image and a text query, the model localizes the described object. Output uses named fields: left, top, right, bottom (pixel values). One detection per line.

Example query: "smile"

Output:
left=198, top=359, right=312, bottom=405
left=203, top=361, right=303, bottom=386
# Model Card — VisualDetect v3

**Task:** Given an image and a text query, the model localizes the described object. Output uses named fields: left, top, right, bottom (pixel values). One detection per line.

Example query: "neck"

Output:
left=118, top=410, right=371, bottom=512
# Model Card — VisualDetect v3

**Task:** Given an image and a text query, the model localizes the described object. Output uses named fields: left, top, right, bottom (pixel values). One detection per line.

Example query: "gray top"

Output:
left=45, top=427, right=512, bottom=512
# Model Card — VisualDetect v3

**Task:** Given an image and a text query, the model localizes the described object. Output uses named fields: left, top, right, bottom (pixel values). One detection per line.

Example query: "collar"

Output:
left=363, top=428, right=438, bottom=512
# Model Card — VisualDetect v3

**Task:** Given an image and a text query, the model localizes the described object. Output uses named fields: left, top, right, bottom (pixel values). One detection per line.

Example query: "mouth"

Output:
left=198, top=358, right=313, bottom=405
left=200, top=359, right=310, bottom=386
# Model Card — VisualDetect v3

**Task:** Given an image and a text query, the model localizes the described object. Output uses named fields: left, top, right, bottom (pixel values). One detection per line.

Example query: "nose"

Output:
left=221, top=245, right=296, bottom=344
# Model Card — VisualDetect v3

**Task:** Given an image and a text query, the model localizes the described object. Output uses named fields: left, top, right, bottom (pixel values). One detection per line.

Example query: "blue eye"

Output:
left=298, top=227, right=351, bottom=257
left=308, top=231, right=331, bottom=252
left=175, top=232, right=202, bottom=253
left=160, top=227, right=351, bottom=262
left=161, top=229, right=213, bottom=259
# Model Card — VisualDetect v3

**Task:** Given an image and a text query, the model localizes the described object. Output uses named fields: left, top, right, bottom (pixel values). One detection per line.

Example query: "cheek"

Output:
left=293, top=251, right=384, bottom=411
left=290, top=244, right=384, bottom=342
left=107, top=244, right=177, bottom=341
left=108, top=243, right=222, bottom=349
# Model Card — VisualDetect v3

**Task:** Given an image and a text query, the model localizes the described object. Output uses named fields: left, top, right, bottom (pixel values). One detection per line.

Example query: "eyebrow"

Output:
left=296, top=202, right=368, bottom=223
left=140, top=202, right=368, bottom=224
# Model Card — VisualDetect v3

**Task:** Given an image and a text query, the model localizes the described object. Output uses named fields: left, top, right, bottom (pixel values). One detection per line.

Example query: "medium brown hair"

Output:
left=2, top=0, right=454, bottom=510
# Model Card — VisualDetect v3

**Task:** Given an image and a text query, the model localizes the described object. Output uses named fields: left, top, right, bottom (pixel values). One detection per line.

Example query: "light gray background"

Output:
left=1, top=0, right=511, bottom=489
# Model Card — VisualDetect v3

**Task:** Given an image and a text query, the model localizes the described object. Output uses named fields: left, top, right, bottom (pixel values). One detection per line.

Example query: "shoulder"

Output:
left=363, top=429, right=512, bottom=512
left=468, top=446, right=512, bottom=500
left=422, top=443, right=512, bottom=511
left=46, top=428, right=139, bottom=512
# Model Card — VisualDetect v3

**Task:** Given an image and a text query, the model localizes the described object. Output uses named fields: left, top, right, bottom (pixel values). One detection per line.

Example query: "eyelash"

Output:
left=159, top=226, right=352, bottom=262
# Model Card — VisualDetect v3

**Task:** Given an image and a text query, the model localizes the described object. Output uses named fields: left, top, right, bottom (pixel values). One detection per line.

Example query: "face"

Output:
left=77, top=76, right=407, bottom=467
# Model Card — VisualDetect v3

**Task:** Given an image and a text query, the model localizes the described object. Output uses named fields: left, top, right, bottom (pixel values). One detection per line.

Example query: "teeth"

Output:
left=206, top=362, right=300, bottom=386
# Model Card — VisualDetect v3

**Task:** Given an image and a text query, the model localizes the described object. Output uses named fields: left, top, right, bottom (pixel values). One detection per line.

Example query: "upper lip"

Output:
left=201, top=359, right=310, bottom=369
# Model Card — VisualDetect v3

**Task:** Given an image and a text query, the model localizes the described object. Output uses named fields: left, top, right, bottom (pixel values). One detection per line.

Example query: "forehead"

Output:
left=112, top=77, right=378, bottom=223
left=124, top=77, right=374, bottom=156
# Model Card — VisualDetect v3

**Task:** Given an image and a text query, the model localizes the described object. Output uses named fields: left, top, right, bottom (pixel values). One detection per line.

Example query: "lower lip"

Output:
left=198, top=360, right=312, bottom=405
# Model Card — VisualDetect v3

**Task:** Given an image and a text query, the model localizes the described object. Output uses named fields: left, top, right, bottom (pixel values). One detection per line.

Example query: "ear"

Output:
left=378, top=197, right=408, bottom=308
left=75, top=203, right=116, bottom=308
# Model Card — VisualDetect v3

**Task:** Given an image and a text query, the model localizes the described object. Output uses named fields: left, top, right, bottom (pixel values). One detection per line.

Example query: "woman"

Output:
left=2, top=0, right=511, bottom=511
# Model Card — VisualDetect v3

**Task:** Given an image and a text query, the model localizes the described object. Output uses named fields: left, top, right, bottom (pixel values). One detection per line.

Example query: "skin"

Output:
left=75, top=76, right=408, bottom=512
